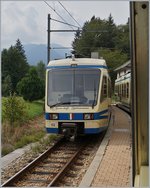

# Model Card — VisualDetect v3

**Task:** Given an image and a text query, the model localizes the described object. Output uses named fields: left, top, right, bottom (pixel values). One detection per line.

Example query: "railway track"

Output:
left=2, top=134, right=105, bottom=187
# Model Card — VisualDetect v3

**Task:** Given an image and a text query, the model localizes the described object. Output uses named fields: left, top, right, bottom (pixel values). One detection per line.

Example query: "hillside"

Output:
left=24, top=44, right=71, bottom=65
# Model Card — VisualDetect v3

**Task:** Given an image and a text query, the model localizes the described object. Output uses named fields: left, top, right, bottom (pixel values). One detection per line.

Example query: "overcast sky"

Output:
left=1, top=1, right=129, bottom=49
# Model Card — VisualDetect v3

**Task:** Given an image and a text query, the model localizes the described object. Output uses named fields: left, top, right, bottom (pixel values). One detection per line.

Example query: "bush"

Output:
left=2, top=93, right=28, bottom=126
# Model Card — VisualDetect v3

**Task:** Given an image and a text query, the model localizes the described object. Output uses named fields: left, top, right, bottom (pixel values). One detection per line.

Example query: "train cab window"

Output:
left=101, top=76, right=107, bottom=102
left=47, top=68, right=101, bottom=107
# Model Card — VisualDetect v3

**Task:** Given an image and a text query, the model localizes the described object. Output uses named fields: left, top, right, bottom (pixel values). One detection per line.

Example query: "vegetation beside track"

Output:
left=1, top=96, right=55, bottom=156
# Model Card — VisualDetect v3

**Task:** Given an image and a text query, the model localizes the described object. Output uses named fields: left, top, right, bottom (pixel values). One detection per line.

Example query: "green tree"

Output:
left=99, top=49, right=128, bottom=89
left=15, top=39, right=27, bottom=61
left=2, top=75, right=12, bottom=96
left=114, top=22, right=130, bottom=58
left=2, top=43, right=29, bottom=94
left=36, top=61, right=46, bottom=81
left=17, top=67, right=45, bottom=102
left=72, top=15, right=117, bottom=57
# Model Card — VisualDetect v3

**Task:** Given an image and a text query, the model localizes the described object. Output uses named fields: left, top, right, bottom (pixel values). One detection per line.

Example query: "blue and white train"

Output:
left=45, top=57, right=111, bottom=138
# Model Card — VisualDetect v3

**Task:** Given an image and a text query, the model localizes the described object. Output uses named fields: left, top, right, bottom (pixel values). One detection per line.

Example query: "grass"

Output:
left=14, top=131, right=45, bottom=149
left=26, top=101, right=44, bottom=119
left=1, top=121, right=46, bottom=156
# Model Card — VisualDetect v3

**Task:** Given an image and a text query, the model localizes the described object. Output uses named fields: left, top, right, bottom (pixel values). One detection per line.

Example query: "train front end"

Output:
left=45, top=58, right=111, bottom=138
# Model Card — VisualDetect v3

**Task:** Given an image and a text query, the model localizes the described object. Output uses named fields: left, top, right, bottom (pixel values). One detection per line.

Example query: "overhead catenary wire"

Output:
left=44, top=1, right=78, bottom=30
left=51, top=18, right=80, bottom=28
left=58, top=1, right=82, bottom=28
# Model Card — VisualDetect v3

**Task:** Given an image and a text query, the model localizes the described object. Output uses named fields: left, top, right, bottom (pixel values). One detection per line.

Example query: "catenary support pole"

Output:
left=47, top=14, right=51, bottom=64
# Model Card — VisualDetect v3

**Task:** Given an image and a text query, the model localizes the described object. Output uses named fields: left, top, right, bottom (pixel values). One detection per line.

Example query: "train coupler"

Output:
left=60, top=123, right=78, bottom=139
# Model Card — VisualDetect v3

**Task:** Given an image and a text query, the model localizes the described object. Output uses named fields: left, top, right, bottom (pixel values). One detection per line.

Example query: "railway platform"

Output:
left=80, top=105, right=132, bottom=187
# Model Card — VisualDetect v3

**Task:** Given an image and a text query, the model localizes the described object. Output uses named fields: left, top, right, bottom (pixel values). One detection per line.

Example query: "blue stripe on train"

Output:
left=46, top=65, right=108, bottom=70
left=45, top=109, right=108, bottom=120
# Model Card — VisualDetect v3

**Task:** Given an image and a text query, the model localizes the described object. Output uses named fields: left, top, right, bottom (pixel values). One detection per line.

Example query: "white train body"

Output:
left=115, top=72, right=131, bottom=108
left=45, top=58, right=111, bottom=137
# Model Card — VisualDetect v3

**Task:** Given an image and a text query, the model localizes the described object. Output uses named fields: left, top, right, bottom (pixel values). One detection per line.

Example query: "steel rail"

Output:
left=2, top=135, right=104, bottom=187
left=2, top=137, right=65, bottom=187
left=47, top=144, right=85, bottom=187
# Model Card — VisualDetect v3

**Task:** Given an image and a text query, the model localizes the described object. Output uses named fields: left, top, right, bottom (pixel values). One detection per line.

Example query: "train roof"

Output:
left=47, top=58, right=107, bottom=67
left=114, top=60, right=131, bottom=72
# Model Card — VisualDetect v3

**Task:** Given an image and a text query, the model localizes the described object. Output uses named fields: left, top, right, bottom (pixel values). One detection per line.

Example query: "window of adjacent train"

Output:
left=101, top=76, right=107, bottom=102
left=47, top=68, right=101, bottom=107
left=119, top=85, right=121, bottom=96
left=127, top=82, right=129, bottom=98
left=123, top=84, right=125, bottom=97
left=108, top=79, right=111, bottom=98
left=124, top=84, right=126, bottom=98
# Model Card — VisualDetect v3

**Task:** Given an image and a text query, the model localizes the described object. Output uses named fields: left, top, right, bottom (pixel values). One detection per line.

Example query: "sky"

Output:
left=1, top=1, right=130, bottom=49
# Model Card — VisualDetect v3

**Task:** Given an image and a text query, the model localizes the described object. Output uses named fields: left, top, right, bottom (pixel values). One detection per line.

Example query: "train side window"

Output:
left=117, top=85, right=119, bottom=95
left=121, top=84, right=122, bottom=96
left=124, top=84, right=126, bottom=98
left=127, top=82, right=129, bottom=98
left=101, top=76, right=107, bottom=102
left=123, top=84, right=125, bottom=97
left=108, top=79, right=111, bottom=97
left=120, top=84, right=121, bottom=96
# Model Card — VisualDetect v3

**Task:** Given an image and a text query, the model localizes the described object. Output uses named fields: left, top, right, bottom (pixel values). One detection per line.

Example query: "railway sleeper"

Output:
left=24, top=179, right=49, bottom=183
left=50, top=156, right=72, bottom=159
left=66, top=172, right=78, bottom=177
left=74, top=162, right=84, bottom=166
left=69, top=166, right=82, bottom=171
left=32, top=171, right=57, bottom=175
left=37, top=165, right=61, bottom=169
left=43, top=160, right=66, bottom=164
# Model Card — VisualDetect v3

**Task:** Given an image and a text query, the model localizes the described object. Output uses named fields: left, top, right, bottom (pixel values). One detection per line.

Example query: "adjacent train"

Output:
left=114, top=61, right=131, bottom=112
left=45, top=57, right=111, bottom=138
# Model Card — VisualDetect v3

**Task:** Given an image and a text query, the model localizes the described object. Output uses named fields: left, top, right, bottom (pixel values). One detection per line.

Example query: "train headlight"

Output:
left=50, top=113, right=59, bottom=120
left=84, top=113, right=93, bottom=120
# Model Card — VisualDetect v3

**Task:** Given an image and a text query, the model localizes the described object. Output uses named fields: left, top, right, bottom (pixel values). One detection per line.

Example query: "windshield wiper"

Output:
left=50, top=102, right=71, bottom=108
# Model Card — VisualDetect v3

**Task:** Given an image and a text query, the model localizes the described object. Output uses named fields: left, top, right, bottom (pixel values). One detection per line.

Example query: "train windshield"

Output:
left=47, top=68, right=100, bottom=107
